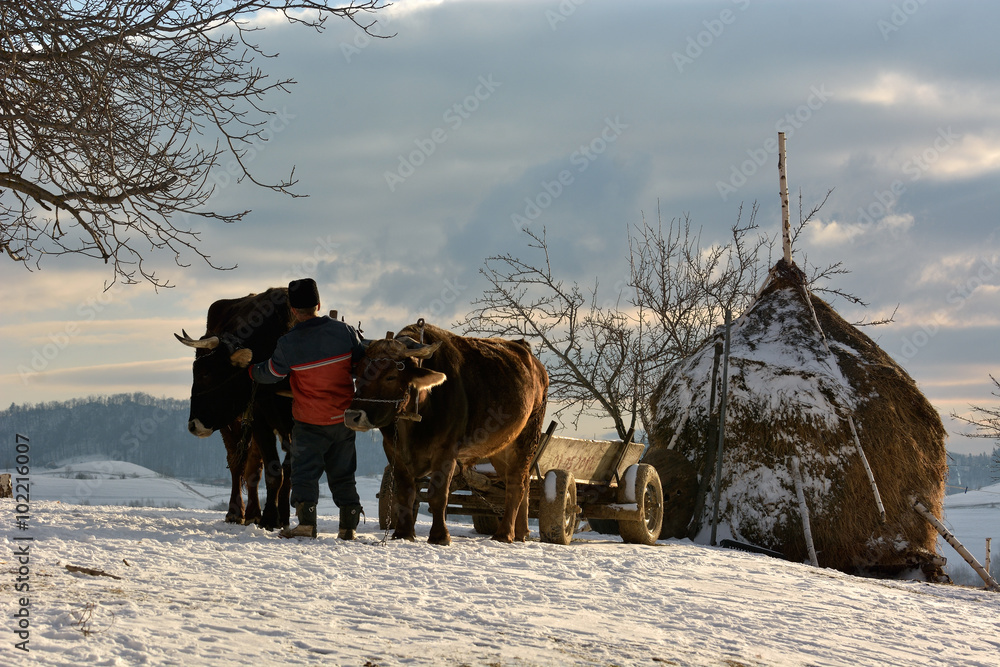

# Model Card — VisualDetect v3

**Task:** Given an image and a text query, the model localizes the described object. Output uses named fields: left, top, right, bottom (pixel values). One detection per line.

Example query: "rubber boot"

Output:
left=280, top=502, right=317, bottom=538
left=338, top=505, right=363, bottom=540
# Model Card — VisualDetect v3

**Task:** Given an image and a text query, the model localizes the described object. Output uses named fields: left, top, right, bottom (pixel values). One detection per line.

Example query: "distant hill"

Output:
left=4, top=393, right=992, bottom=490
left=0, top=393, right=388, bottom=481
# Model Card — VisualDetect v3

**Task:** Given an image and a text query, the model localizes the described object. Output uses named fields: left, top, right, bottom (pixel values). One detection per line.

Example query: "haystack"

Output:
left=644, top=259, right=947, bottom=578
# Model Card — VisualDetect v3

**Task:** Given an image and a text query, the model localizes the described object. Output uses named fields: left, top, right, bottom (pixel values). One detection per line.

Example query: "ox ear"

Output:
left=410, top=367, right=447, bottom=390
left=229, top=348, right=253, bottom=368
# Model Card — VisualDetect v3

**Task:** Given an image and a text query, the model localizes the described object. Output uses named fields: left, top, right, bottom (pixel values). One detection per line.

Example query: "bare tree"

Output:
left=627, top=202, right=771, bottom=399
left=457, top=226, right=646, bottom=440
left=1, top=0, right=386, bottom=286
left=460, top=192, right=873, bottom=440
left=952, top=375, right=1000, bottom=481
left=459, top=207, right=772, bottom=440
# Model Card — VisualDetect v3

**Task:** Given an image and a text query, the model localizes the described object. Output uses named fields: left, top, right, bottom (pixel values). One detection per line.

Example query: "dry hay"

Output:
left=644, top=260, right=947, bottom=577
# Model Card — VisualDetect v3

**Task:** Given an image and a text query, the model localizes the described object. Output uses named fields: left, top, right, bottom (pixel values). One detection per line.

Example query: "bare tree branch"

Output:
left=0, top=0, right=390, bottom=286
left=951, top=375, right=1000, bottom=481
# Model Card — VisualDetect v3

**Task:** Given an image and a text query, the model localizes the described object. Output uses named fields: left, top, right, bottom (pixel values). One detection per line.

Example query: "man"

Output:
left=250, top=278, right=365, bottom=539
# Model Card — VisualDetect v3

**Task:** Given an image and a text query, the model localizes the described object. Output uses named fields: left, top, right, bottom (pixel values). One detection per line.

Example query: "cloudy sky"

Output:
left=2, top=0, right=999, bottom=454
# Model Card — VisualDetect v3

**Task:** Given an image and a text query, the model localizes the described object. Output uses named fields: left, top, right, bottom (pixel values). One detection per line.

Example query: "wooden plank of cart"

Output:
left=377, top=421, right=665, bottom=545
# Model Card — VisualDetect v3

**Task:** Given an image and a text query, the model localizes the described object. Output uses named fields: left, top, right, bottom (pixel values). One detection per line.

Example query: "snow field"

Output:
left=3, top=471, right=999, bottom=666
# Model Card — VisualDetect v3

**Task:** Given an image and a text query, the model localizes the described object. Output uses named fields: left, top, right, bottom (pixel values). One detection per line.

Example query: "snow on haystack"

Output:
left=644, top=260, right=947, bottom=578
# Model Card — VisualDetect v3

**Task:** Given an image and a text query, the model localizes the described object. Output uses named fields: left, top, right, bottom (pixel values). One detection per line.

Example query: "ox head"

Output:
left=344, top=335, right=447, bottom=432
left=175, top=329, right=255, bottom=437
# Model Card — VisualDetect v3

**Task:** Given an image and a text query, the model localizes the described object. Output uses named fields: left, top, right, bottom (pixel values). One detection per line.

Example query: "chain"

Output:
left=377, top=421, right=399, bottom=546
left=463, top=464, right=507, bottom=519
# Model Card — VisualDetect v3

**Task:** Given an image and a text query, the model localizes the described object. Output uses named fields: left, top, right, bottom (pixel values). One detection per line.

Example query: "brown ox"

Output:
left=344, top=323, right=548, bottom=545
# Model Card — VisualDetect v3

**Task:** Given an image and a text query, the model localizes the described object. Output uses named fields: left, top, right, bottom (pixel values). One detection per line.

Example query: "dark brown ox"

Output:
left=344, top=323, right=548, bottom=545
left=175, top=287, right=294, bottom=529
left=218, top=418, right=264, bottom=524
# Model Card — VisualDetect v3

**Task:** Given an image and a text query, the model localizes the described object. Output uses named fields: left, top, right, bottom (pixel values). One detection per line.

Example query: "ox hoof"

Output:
left=428, top=535, right=452, bottom=546
left=224, top=513, right=244, bottom=524
left=491, top=533, right=515, bottom=544
left=391, top=533, right=416, bottom=542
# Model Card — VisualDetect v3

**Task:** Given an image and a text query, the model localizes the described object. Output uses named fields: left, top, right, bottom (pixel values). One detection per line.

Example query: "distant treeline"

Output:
left=946, top=451, right=998, bottom=493
left=0, top=393, right=388, bottom=481
left=2, top=393, right=995, bottom=489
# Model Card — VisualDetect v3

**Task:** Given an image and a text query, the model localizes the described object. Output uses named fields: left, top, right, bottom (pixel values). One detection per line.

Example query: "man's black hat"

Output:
left=288, top=278, right=320, bottom=309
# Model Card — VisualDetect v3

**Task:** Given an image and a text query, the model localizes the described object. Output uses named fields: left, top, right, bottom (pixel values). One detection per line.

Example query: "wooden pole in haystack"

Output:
left=913, top=499, right=1000, bottom=591
left=710, top=309, right=732, bottom=547
left=790, top=456, right=819, bottom=567
left=778, top=132, right=791, bottom=263
left=778, top=132, right=888, bottom=525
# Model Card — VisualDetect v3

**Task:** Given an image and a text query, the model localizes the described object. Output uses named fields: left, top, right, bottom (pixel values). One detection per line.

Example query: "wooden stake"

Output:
left=790, top=456, right=819, bottom=567
left=710, top=309, right=731, bottom=547
left=987, top=538, right=993, bottom=577
left=848, top=416, right=886, bottom=523
left=778, top=132, right=791, bottom=263
left=913, top=499, right=1000, bottom=591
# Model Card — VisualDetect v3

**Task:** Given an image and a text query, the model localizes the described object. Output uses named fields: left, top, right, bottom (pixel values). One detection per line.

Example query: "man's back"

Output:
left=256, top=316, right=363, bottom=425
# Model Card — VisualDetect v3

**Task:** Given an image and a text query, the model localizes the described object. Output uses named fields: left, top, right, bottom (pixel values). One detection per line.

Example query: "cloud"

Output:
left=807, top=213, right=914, bottom=246
left=5, top=0, right=1000, bottom=453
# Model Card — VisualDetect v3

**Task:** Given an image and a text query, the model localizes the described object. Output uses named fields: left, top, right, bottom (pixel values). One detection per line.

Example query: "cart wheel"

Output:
left=617, top=464, right=663, bottom=546
left=539, top=469, right=577, bottom=545
left=472, top=514, right=500, bottom=535
left=378, top=466, right=394, bottom=530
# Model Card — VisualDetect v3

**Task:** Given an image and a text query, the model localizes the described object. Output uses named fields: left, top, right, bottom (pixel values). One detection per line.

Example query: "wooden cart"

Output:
left=377, top=422, right=664, bottom=545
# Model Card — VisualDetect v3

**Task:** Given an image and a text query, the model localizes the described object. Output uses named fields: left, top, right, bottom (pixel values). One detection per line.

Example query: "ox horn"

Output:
left=174, top=329, right=220, bottom=350
left=396, top=336, right=440, bottom=360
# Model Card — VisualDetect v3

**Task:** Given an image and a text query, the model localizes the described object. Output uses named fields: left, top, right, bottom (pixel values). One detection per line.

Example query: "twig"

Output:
left=65, top=564, right=123, bottom=580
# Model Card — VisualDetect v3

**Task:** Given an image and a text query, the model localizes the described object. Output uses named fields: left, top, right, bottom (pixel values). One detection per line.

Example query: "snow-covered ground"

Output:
left=3, top=462, right=999, bottom=666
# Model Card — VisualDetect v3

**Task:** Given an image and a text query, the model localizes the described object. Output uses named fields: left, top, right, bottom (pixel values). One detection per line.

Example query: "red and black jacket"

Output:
left=250, top=316, right=364, bottom=426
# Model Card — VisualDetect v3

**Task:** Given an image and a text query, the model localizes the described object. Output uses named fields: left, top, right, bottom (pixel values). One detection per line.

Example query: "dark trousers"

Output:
left=289, top=421, right=361, bottom=509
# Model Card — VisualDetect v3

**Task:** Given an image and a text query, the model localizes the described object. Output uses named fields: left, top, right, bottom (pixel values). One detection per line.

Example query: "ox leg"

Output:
left=496, top=410, right=545, bottom=543
left=514, top=488, right=530, bottom=542
left=220, top=423, right=246, bottom=524
left=493, top=470, right=530, bottom=543
left=426, top=459, right=457, bottom=546
left=256, top=425, right=284, bottom=531
left=278, top=437, right=292, bottom=528
left=243, top=441, right=264, bottom=525
left=391, top=469, right=418, bottom=541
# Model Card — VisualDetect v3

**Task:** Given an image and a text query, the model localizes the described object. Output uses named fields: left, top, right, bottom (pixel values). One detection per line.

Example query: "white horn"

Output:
left=174, top=330, right=220, bottom=350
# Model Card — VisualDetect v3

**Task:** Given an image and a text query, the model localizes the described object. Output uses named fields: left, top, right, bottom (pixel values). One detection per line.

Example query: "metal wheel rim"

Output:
left=562, top=487, right=575, bottom=538
left=643, top=482, right=662, bottom=532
